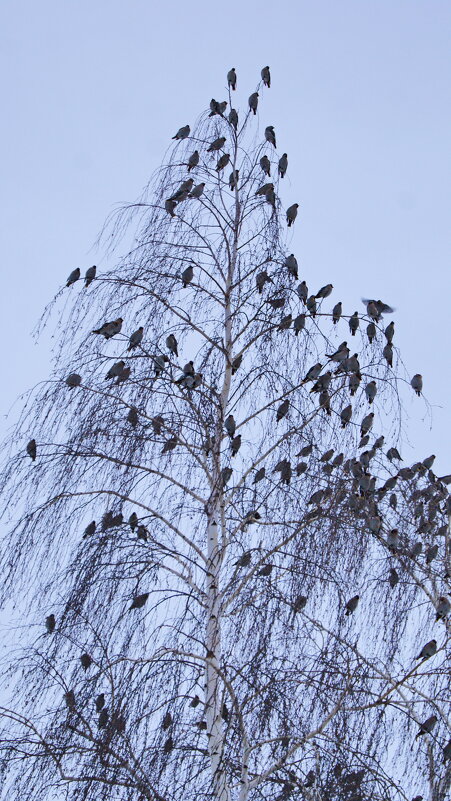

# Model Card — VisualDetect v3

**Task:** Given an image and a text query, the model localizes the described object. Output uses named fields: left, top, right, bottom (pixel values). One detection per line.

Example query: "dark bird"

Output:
left=95, top=693, right=105, bottom=712
left=415, top=714, right=437, bottom=738
left=255, top=181, right=274, bottom=196
left=65, top=372, right=81, bottom=389
left=383, top=343, right=393, bottom=367
left=340, top=404, right=352, bottom=428
left=416, top=639, right=437, bottom=660
left=425, top=544, right=438, bottom=564
left=297, top=280, right=308, bottom=303
left=345, top=595, right=359, bottom=615
left=170, top=178, right=194, bottom=202
left=284, top=253, right=298, bottom=279
left=385, top=321, right=395, bottom=343
left=187, top=150, right=199, bottom=171
left=127, top=327, right=144, bottom=350
left=260, top=155, right=271, bottom=175
left=278, top=153, right=288, bottom=178
left=230, top=434, right=241, bottom=456
left=332, top=302, right=342, bottom=323
left=276, top=399, right=289, bottom=422
left=221, top=703, right=229, bottom=722
left=360, top=412, right=374, bottom=437
left=181, top=264, right=194, bottom=287
left=435, top=596, right=450, bottom=621
left=257, top=564, right=273, bottom=576
left=387, top=446, right=402, bottom=462
left=83, top=520, right=96, bottom=538
left=411, top=374, right=423, bottom=396
left=349, top=312, right=359, bottom=336
left=388, top=568, right=399, bottom=588
left=367, top=322, right=376, bottom=343
left=216, top=153, right=230, bottom=172
left=306, top=295, right=317, bottom=316
left=227, top=67, right=237, bottom=90
left=65, top=690, right=76, bottom=710
left=229, top=170, right=239, bottom=190
left=228, top=108, right=238, bottom=129
left=163, top=736, right=174, bottom=753
left=190, top=695, right=200, bottom=707
left=172, top=125, right=190, bottom=140
left=128, top=512, right=138, bottom=531
left=105, top=360, right=125, bottom=380
left=161, top=437, right=177, bottom=454
left=235, top=551, right=252, bottom=568
left=66, top=268, right=80, bottom=287
left=278, top=314, right=292, bottom=331
left=224, top=415, right=236, bottom=438
left=248, top=92, right=259, bottom=114
left=80, top=653, right=92, bottom=670
left=256, top=270, right=272, bottom=292
left=303, top=362, right=322, bottom=382
left=84, top=265, right=96, bottom=286
left=265, top=125, right=276, bottom=147
left=45, top=614, right=55, bottom=633
left=162, top=711, right=172, bottom=730
left=365, top=381, right=377, bottom=404
left=98, top=708, right=109, bottom=729
left=189, top=182, right=205, bottom=198
left=422, top=454, right=435, bottom=469
left=221, top=467, right=232, bottom=486
left=26, top=439, right=37, bottom=461
left=286, top=203, right=299, bottom=227
left=315, top=283, right=333, bottom=299
left=127, top=406, right=139, bottom=427
left=261, top=66, right=271, bottom=87
left=294, top=313, right=306, bottom=335
left=130, top=593, right=149, bottom=610
left=231, top=354, right=242, bottom=374
left=166, top=334, right=178, bottom=357
left=362, top=298, right=395, bottom=318
left=137, top=525, right=148, bottom=542
left=293, top=595, right=307, bottom=612
left=165, top=198, right=176, bottom=217
left=253, top=467, right=266, bottom=483
left=92, top=318, right=123, bottom=339
left=207, top=136, right=226, bottom=152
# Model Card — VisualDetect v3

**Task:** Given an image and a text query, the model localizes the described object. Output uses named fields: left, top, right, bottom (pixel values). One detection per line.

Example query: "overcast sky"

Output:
left=0, top=0, right=450, bottom=471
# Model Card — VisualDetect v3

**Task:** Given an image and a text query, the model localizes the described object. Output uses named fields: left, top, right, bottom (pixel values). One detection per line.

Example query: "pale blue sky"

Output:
left=0, top=1, right=450, bottom=469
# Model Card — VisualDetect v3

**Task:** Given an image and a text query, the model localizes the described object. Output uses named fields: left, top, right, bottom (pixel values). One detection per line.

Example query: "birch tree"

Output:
left=0, top=67, right=450, bottom=801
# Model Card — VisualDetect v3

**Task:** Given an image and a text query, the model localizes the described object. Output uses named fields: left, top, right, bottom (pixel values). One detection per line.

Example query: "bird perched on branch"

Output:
left=227, top=67, right=237, bottom=90
left=415, top=715, right=437, bottom=738
left=315, top=283, right=333, bottom=299
left=332, top=302, right=342, bottom=323
left=127, top=327, right=144, bottom=350
left=345, top=595, right=359, bottom=615
left=84, top=265, right=96, bottom=286
left=26, top=439, right=37, bottom=461
left=92, top=318, right=123, bottom=339
left=228, top=108, right=238, bottom=129
left=130, top=593, right=149, bottom=610
left=172, top=125, right=190, bottom=140
left=284, top=254, right=298, bottom=279
left=187, top=150, right=199, bottom=171
left=278, top=153, right=288, bottom=178
left=261, top=66, right=271, bottom=87
left=265, top=126, right=276, bottom=147
left=248, top=92, right=259, bottom=114
left=362, top=298, right=395, bottom=319
left=411, top=374, right=423, bottom=396
left=189, top=183, right=205, bottom=199
left=416, top=639, right=437, bottom=660
left=207, top=136, right=226, bottom=152
left=165, top=198, right=176, bottom=217
left=349, top=312, right=359, bottom=336
left=216, top=153, right=230, bottom=172
left=66, top=268, right=80, bottom=287
left=286, top=204, right=299, bottom=227
left=224, top=414, right=236, bottom=438
left=166, top=334, right=178, bottom=357
left=181, top=264, right=194, bottom=287
left=105, top=361, right=125, bottom=380
left=435, top=596, right=450, bottom=621
left=45, top=614, right=55, bottom=633
left=260, top=155, right=270, bottom=175
left=276, top=399, right=289, bottom=422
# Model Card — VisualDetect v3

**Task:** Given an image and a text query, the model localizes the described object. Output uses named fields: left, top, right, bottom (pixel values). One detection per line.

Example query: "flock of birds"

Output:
left=168, top=66, right=299, bottom=227
left=22, top=67, right=450, bottom=764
